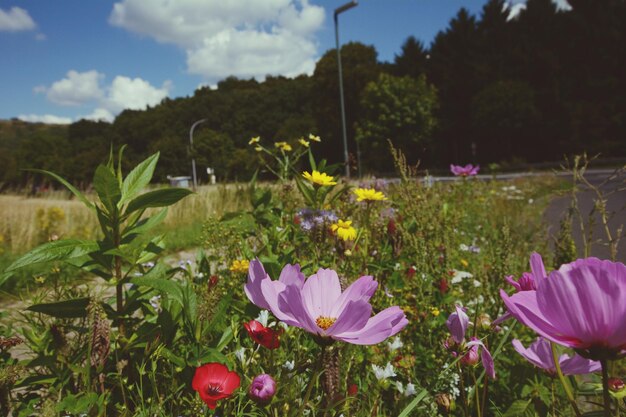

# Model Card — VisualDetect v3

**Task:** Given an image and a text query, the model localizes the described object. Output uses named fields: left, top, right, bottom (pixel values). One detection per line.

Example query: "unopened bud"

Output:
left=609, top=378, right=625, bottom=392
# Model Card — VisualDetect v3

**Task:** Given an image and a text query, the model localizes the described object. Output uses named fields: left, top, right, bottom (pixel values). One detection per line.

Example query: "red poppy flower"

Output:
left=347, top=383, right=358, bottom=396
left=192, top=363, right=241, bottom=409
left=243, top=320, right=280, bottom=349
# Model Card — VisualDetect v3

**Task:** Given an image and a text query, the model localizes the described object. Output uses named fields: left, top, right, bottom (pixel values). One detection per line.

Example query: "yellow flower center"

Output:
left=316, top=316, right=337, bottom=330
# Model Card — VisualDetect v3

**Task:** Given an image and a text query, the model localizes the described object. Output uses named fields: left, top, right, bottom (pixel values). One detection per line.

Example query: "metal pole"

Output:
left=189, top=119, right=206, bottom=191
left=334, top=1, right=358, bottom=179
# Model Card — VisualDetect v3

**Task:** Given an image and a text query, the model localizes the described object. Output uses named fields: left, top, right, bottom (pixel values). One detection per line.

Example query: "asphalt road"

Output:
left=543, top=169, right=626, bottom=263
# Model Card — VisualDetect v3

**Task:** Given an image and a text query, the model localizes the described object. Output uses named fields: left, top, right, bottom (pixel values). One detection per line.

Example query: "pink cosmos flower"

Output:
left=501, top=257, right=626, bottom=360
left=445, top=306, right=495, bottom=379
left=512, top=337, right=601, bottom=376
left=493, top=252, right=545, bottom=325
left=245, top=260, right=408, bottom=345
left=450, top=164, right=480, bottom=177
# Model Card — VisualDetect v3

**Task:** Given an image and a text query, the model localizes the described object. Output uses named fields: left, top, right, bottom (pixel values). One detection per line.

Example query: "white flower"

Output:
left=404, top=382, right=417, bottom=396
left=459, top=243, right=470, bottom=251
left=256, top=310, right=270, bottom=327
left=472, top=279, right=482, bottom=287
left=387, top=336, right=404, bottom=352
left=149, top=295, right=162, bottom=312
left=450, top=270, right=473, bottom=284
left=235, top=347, right=246, bottom=365
left=278, top=322, right=289, bottom=331
left=283, top=360, right=295, bottom=371
left=393, top=262, right=401, bottom=271
left=372, top=363, right=396, bottom=381
left=395, top=381, right=404, bottom=394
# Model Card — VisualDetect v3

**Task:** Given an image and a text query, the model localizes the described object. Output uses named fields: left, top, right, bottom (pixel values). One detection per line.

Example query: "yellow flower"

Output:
left=302, top=170, right=337, bottom=186
left=248, top=136, right=260, bottom=145
left=430, top=307, right=440, bottom=317
left=353, top=188, right=387, bottom=202
left=331, top=220, right=357, bottom=241
left=229, top=259, right=250, bottom=274
left=274, top=141, right=292, bottom=152
left=255, top=146, right=263, bottom=152
left=308, top=133, right=321, bottom=142
left=298, top=138, right=310, bottom=147
left=460, top=259, right=469, bottom=268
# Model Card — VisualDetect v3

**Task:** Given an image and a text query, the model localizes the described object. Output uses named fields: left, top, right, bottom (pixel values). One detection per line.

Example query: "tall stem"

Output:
left=601, top=359, right=612, bottom=417
left=471, top=371, right=482, bottom=417
left=550, top=342, right=581, bottom=417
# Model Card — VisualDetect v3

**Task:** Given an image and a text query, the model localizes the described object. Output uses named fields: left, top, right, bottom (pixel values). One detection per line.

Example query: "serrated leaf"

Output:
left=28, top=169, right=94, bottom=210
left=120, top=152, right=159, bottom=206
left=93, top=164, right=121, bottom=212
left=27, top=297, right=90, bottom=318
left=125, top=188, right=193, bottom=214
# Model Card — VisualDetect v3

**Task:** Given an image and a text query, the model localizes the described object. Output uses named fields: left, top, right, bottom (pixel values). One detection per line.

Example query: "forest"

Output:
left=0, top=0, right=624, bottom=187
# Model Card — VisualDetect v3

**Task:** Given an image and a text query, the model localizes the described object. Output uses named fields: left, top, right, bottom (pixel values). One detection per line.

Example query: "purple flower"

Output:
left=501, top=257, right=626, bottom=360
left=248, top=374, right=276, bottom=404
left=446, top=305, right=469, bottom=344
left=512, top=337, right=601, bottom=376
left=493, top=253, right=545, bottom=325
left=450, top=164, right=480, bottom=177
left=296, top=208, right=337, bottom=232
left=446, top=307, right=495, bottom=379
left=245, top=260, right=305, bottom=324
left=245, top=260, right=408, bottom=345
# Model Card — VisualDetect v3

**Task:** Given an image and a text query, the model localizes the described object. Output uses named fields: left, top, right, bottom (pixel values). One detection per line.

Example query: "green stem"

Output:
left=550, top=342, right=581, bottom=417
left=294, top=352, right=323, bottom=417
left=601, top=358, right=612, bottom=417
left=471, top=371, right=482, bottom=417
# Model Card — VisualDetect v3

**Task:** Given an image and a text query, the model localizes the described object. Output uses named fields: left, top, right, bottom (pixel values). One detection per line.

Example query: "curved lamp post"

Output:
left=334, top=0, right=358, bottom=178
left=189, top=119, right=206, bottom=190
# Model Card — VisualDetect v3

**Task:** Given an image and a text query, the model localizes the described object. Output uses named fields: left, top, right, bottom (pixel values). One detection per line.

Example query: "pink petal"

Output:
left=334, top=306, right=407, bottom=345
left=277, top=285, right=319, bottom=334
left=327, top=299, right=372, bottom=336
left=301, top=269, right=342, bottom=318
left=244, top=259, right=270, bottom=310
left=278, top=264, right=305, bottom=288
left=330, top=275, right=378, bottom=318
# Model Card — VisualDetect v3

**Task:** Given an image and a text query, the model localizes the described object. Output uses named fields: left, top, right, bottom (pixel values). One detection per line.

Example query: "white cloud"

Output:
left=81, top=108, right=115, bottom=123
left=18, top=114, right=72, bottom=124
left=105, top=76, right=171, bottom=112
left=0, top=6, right=36, bottom=32
left=34, top=71, right=171, bottom=122
left=506, top=0, right=572, bottom=20
left=45, top=70, right=104, bottom=106
left=109, top=0, right=324, bottom=83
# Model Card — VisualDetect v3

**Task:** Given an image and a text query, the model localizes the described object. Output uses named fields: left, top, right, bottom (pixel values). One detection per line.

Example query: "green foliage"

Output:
left=356, top=73, right=438, bottom=172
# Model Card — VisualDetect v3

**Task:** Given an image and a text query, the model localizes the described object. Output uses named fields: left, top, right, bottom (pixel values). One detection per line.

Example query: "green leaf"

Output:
left=216, top=327, right=233, bottom=352
left=294, top=175, right=315, bottom=207
left=93, top=164, right=121, bottom=212
left=130, top=266, right=184, bottom=306
left=503, top=399, right=531, bottom=417
left=120, top=152, right=159, bottom=206
left=125, top=188, right=193, bottom=214
left=28, top=169, right=94, bottom=210
left=397, top=388, right=429, bottom=417
left=27, top=297, right=90, bottom=318
left=123, top=208, right=167, bottom=236
left=2, top=239, right=99, bottom=277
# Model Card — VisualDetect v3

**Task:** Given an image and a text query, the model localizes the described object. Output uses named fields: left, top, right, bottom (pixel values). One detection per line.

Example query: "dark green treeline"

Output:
left=1, top=0, right=624, bottom=187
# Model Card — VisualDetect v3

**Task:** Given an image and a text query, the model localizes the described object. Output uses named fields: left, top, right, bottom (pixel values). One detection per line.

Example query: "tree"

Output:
left=393, top=36, right=429, bottom=79
left=312, top=42, right=381, bottom=166
left=355, top=73, right=438, bottom=173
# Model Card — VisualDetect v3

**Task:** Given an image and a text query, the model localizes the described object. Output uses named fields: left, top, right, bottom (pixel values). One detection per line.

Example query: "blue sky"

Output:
left=0, top=0, right=567, bottom=124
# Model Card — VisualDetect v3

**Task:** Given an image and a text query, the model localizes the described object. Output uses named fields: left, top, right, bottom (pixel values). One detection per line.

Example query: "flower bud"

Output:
left=461, top=344, right=480, bottom=366
left=347, top=383, right=358, bottom=396
left=435, top=393, right=453, bottom=414
left=249, top=374, right=276, bottom=404
left=609, top=378, right=625, bottom=392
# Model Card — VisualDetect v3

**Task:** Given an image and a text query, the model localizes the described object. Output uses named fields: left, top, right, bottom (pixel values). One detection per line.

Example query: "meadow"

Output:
left=0, top=143, right=624, bottom=417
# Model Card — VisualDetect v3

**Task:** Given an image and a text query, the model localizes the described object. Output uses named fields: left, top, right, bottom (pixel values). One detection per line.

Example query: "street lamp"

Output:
left=334, top=0, right=358, bottom=178
left=189, top=118, right=206, bottom=190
